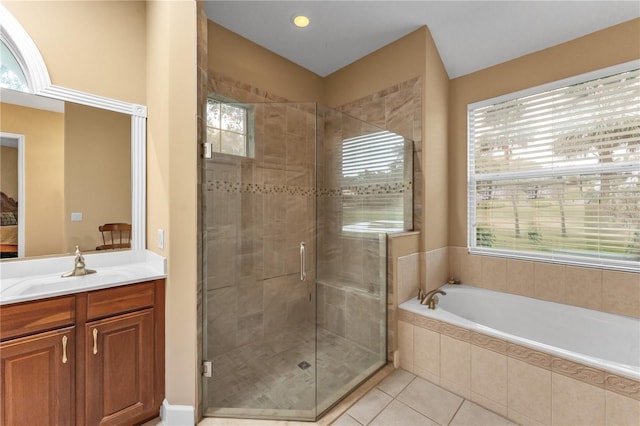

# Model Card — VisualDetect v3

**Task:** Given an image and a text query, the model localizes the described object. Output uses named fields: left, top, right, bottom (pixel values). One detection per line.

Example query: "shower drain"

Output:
left=298, top=361, right=311, bottom=370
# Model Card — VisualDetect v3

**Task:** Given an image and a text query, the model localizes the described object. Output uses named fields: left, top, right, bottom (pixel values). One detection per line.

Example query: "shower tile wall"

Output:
left=316, top=109, right=389, bottom=355
left=206, top=71, right=419, bottom=363
left=204, top=77, right=317, bottom=357
left=337, top=76, right=423, bottom=233
left=335, top=77, right=423, bottom=361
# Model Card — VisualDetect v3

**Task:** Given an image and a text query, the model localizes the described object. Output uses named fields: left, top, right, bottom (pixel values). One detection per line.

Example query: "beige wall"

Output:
left=208, top=21, right=323, bottom=102
left=323, top=28, right=426, bottom=108
left=146, top=0, right=198, bottom=406
left=0, top=102, right=64, bottom=256
left=64, top=102, right=131, bottom=252
left=448, top=18, right=640, bottom=246
left=2, top=0, right=147, bottom=105
left=0, top=145, right=18, bottom=200
left=422, top=29, right=449, bottom=251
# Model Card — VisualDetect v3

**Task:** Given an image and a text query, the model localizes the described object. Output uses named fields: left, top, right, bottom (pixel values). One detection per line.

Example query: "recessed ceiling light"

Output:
left=292, top=15, right=310, bottom=28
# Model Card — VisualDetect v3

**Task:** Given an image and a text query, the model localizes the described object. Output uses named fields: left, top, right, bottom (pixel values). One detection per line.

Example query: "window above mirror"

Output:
left=0, top=40, right=28, bottom=92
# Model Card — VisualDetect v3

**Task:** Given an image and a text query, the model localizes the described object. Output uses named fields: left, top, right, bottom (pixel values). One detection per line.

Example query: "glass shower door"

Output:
left=314, top=107, right=411, bottom=415
left=202, top=100, right=412, bottom=421
left=202, top=102, right=318, bottom=421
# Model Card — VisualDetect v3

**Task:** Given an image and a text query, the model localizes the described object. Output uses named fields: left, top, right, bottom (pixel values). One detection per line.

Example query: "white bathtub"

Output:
left=400, top=284, right=640, bottom=381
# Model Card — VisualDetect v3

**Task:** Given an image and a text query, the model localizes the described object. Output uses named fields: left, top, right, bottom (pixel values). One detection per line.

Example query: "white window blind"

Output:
left=341, top=130, right=409, bottom=233
left=468, top=62, right=640, bottom=272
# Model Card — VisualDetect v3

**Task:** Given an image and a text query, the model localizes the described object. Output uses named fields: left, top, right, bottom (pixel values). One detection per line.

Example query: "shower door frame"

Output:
left=201, top=101, right=319, bottom=422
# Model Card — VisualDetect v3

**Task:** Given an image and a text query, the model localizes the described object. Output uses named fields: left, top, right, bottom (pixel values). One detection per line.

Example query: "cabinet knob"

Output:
left=92, top=329, right=98, bottom=355
left=62, top=335, right=68, bottom=364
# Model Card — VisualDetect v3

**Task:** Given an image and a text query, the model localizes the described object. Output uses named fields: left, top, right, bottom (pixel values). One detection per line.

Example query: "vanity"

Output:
left=1, top=252, right=166, bottom=425
left=0, top=4, right=167, bottom=425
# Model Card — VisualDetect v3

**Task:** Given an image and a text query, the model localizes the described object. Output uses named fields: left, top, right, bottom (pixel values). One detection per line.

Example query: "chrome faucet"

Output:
left=62, top=246, right=96, bottom=277
left=420, top=288, right=446, bottom=310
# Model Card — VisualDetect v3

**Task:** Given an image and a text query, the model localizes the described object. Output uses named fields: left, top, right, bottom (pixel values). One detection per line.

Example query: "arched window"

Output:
left=0, top=4, right=51, bottom=94
left=0, top=39, right=29, bottom=92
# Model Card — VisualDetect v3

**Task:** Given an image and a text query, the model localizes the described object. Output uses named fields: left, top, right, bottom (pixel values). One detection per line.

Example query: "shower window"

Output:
left=340, top=130, right=407, bottom=233
left=206, top=97, right=253, bottom=157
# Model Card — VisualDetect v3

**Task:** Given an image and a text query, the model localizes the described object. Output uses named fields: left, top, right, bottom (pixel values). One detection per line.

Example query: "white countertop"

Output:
left=0, top=250, right=166, bottom=305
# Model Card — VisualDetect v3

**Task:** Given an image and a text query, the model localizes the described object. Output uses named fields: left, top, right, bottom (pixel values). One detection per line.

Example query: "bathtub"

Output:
left=399, top=284, right=640, bottom=381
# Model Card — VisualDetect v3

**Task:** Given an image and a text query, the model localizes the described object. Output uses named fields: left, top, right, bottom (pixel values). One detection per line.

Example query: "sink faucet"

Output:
left=62, top=246, right=96, bottom=277
left=420, top=288, right=446, bottom=310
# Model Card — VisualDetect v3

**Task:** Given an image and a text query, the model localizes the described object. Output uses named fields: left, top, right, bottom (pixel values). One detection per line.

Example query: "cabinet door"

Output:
left=0, top=327, right=74, bottom=426
left=85, top=309, right=154, bottom=426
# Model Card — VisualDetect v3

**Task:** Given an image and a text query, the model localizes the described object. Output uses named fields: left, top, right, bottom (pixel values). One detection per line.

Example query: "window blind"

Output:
left=468, top=62, right=640, bottom=272
left=340, top=130, right=409, bottom=233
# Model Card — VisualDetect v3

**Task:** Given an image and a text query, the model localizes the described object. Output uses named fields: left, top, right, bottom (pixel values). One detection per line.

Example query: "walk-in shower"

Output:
left=201, top=101, right=412, bottom=421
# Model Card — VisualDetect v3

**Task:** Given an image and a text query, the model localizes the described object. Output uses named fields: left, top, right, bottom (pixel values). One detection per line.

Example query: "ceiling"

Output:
left=204, top=1, right=640, bottom=79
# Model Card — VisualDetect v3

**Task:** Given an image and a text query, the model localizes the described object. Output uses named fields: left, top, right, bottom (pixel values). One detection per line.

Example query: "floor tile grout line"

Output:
left=363, top=392, right=396, bottom=425
left=394, top=398, right=443, bottom=426
left=445, top=398, right=465, bottom=426
left=347, top=413, right=365, bottom=426
left=376, top=375, right=416, bottom=399
left=333, top=370, right=515, bottom=426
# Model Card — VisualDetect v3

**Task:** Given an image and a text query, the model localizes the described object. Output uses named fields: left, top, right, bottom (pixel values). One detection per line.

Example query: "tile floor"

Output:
left=332, top=369, right=516, bottom=426
left=200, top=367, right=517, bottom=426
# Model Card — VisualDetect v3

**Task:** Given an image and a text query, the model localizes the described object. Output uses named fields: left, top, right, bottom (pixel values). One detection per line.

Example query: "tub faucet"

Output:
left=420, top=289, right=446, bottom=310
left=417, top=288, right=427, bottom=303
left=62, top=246, right=96, bottom=277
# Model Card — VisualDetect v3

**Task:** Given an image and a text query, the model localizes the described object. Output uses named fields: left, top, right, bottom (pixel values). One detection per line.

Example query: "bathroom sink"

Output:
left=1, top=269, right=136, bottom=300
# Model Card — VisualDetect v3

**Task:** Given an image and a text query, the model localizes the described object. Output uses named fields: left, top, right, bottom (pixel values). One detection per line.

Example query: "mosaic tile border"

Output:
left=398, top=308, right=640, bottom=401
left=207, top=180, right=413, bottom=197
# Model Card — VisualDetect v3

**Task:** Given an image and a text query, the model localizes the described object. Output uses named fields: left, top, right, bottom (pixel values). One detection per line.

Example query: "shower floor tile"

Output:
left=206, top=325, right=382, bottom=415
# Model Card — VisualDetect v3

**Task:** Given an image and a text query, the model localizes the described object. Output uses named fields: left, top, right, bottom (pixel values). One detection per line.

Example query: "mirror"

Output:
left=1, top=88, right=131, bottom=258
left=0, top=3, right=147, bottom=262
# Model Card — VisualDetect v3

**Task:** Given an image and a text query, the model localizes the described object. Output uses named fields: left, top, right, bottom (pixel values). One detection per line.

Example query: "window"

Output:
left=0, top=40, right=28, bottom=92
left=468, top=62, right=639, bottom=272
left=341, top=130, right=411, bottom=233
left=205, top=97, right=251, bottom=157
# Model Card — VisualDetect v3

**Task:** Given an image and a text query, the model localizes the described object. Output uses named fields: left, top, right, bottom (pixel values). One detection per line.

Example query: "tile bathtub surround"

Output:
left=396, top=247, right=450, bottom=306
left=448, top=246, right=640, bottom=319
left=425, top=247, right=449, bottom=292
left=397, top=252, right=420, bottom=304
left=398, top=308, right=640, bottom=426
left=333, top=368, right=516, bottom=426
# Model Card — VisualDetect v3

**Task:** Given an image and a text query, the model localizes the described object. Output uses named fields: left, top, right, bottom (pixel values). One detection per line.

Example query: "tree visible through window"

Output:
left=468, top=63, right=639, bottom=271
left=206, top=98, right=250, bottom=157
left=341, top=130, right=410, bottom=234
left=0, top=40, right=29, bottom=92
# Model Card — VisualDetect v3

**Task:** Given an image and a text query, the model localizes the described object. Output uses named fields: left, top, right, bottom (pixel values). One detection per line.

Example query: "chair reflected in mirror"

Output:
left=96, top=223, right=131, bottom=250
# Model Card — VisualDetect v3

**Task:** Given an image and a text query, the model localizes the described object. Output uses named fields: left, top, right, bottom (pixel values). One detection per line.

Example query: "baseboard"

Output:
left=161, top=399, right=195, bottom=426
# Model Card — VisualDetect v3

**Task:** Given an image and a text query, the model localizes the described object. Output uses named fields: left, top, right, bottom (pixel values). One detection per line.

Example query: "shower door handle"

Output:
left=300, top=242, right=306, bottom=281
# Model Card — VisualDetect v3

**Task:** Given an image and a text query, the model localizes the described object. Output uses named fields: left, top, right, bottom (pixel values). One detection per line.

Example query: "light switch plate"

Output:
left=158, top=229, right=164, bottom=249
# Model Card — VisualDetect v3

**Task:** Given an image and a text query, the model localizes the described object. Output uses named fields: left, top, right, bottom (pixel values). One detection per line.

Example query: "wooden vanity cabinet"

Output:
left=0, top=327, right=75, bottom=426
left=0, top=279, right=165, bottom=426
